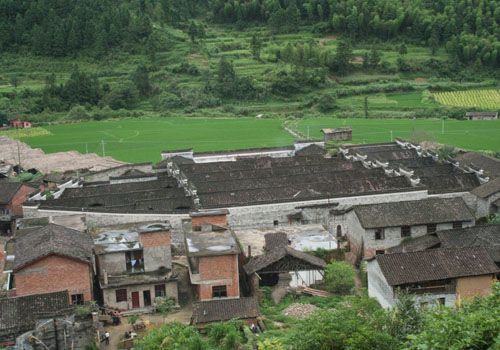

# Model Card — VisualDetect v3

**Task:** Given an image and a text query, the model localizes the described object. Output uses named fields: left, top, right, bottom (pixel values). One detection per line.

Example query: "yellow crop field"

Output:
left=433, top=89, right=500, bottom=109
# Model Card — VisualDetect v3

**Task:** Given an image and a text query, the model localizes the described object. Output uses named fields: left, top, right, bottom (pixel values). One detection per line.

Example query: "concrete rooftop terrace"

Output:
left=185, top=226, right=240, bottom=257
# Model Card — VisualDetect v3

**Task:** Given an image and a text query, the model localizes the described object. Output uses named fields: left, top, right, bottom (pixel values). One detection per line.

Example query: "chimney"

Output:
left=247, top=245, right=252, bottom=257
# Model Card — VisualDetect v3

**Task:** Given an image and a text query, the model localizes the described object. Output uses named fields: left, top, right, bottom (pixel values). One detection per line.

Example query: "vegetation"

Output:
left=433, top=89, right=500, bottom=108
left=323, top=261, right=356, bottom=294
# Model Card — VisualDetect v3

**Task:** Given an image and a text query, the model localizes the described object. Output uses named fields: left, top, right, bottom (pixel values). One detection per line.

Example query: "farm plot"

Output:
left=433, top=89, right=500, bottom=109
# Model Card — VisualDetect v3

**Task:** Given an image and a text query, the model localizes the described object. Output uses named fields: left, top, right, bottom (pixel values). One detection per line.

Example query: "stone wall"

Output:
left=367, top=259, right=395, bottom=309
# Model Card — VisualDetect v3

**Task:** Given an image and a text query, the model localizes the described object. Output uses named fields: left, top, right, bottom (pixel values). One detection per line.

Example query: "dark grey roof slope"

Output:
left=191, top=297, right=260, bottom=324
left=471, top=178, right=500, bottom=198
left=0, top=181, right=22, bottom=205
left=354, top=197, right=474, bottom=229
left=265, top=232, right=289, bottom=251
left=243, top=246, right=326, bottom=274
left=13, top=223, right=93, bottom=271
left=377, top=247, right=499, bottom=286
left=454, top=152, right=500, bottom=179
left=0, top=291, right=71, bottom=341
left=295, top=144, right=327, bottom=156
left=387, top=235, right=441, bottom=254
left=437, top=225, right=500, bottom=262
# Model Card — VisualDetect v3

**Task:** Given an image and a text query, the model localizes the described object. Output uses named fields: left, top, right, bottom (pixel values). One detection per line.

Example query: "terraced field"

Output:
left=433, top=89, right=500, bottom=109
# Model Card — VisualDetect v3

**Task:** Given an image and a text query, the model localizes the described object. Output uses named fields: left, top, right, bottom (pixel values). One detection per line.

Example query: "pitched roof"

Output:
left=376, top=247, right=499, bottom=286
left=295, top=144, right=327, bottom=157
left=454, top=152, right=500, bottom=179
left=471, top=177, right=500, bottom=198
left=264, top=232, right=289, bottom=251
left=191, top=297, right=260, bottom=324
left=0, top=291, right=71, bottom=340
left=386, top=235, right=441, bottom=254
left=243, top=246, right=326, bottom=274
left=436, top=224, right=500, bottom=262
left=13, top=224, right=93, bottom=271
left=0, top=181, right=22, bottom=205
left=353, top=197, right=474, bottom=229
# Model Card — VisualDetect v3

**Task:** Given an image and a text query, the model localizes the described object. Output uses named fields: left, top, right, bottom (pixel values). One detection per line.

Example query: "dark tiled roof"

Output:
left=377, top=247, right=499, bottom=286
left=471, top=178, right=500, bottom=198
left=436, top=225, right=500, bottom=262
left=353, top=197, right=474, bottom=229
left=243, top=246, right=326, bottom=274
left=264, top=232, right=289, bottom=251
left=0, top=291, right=71, bottom=340
left=386, top=235, right=441, bottom=254
left=13, top=224, right=93, bottom=271
left=454, top=152, right=500, bottom=179
left=0, top=181, right=22, bottom=205
left=295, top=144, right=327, bottom=156
left=191, top=297, right=260, bottom=324
left=420, top=173, right=480, bottom=194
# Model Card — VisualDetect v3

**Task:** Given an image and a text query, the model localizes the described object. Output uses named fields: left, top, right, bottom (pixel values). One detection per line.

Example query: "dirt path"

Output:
left=102, top=305, right=193, bottom=349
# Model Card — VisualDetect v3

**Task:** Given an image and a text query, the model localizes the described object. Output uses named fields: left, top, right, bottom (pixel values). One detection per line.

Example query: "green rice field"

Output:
left=433, top=89, right=500, bottom=109
left=8, top=117, right=500, bottom=163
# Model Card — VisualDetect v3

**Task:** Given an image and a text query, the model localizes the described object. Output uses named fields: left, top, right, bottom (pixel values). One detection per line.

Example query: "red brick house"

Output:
left=12, top=224, right=94, bottom=304
left=9, top=119, right=32, bottom=128
left=0, top=181, right=35, bottom=218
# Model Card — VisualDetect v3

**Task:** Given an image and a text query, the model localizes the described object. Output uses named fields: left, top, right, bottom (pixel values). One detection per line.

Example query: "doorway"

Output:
left=143, top=290, right=151, bottom=307
left=131, top=291, right=140, bottom=308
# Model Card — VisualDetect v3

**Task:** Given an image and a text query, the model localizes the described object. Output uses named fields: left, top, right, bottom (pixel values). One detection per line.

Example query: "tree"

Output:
left=250, top=34, right=262, bottom=61
left=9, top=75, right=20, bottom=89
left=437, top=145, right=456, bottom=159
left=132, top=65, right=152, bottom=97
left=387, top=289, right=422, bottom=341
left=333, top=38, right=353, bottom=74
left=398, top=43, right=408, bottom=55
left=368, top=48, right=381, bottom=68
left=317, top=93, right=336, bottom=112
left=364, top=96, right=368, bottom=118
left=323, top=261, right=355, bottom=294
left=188, top=21, right=198, bottom=43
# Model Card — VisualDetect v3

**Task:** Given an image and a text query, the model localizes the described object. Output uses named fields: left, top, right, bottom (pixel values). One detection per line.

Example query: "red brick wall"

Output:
left=15, top=255, right=93, bottom=302
left=198, top=254, right=239, bottom=300
left=139, top=230, right=171, bottom=248
left=7, top=184, right=34, bottom=217
left=191, top=215, right=227, bottom=228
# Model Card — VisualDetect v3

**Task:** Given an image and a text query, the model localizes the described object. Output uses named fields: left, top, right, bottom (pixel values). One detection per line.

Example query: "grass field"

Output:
left=18, top=117, right=293, bottom=163
left=296, top=118, right=500, bottom=151
left=8, top=117, right=500, bottom=163
left=433, top=89, right=500, bottom=109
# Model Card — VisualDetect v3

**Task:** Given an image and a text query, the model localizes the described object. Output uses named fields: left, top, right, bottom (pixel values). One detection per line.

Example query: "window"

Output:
left=155, top=284, right=166, bottom=298
left=212, top=285, right=228, bottom=298
left=273, top=220, right=279, bottom=227
left=375, top=250, right=385, bottom=255
left=336, top=225, right=342, bottom=238
left=452, top=221, right=462, bottom=229
left=116, top=289, right=127, bottom=303
left=427, top=224, right=437, bottom=234
left=71, top=294, right=84, bottom=305
left=437, top=297, right=446, bottom=305
left=126, top=250, right=144, bottom=273
left=401, top=226, right=411, bottom=238
left=374, top=228, right=385, bottom=240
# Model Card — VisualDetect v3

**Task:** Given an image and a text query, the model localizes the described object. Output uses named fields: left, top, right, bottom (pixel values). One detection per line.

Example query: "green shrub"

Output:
left=323, top=261, right=355, bottom=294
left=66, top=105, right=89, bottom=120
left=155, top=297, right=176, bottom=315
left=317, top=93, right=337, bottom=112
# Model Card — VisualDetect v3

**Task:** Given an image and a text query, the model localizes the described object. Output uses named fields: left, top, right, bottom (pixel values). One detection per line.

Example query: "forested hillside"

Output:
left=0, top=0, right=498, bottom=125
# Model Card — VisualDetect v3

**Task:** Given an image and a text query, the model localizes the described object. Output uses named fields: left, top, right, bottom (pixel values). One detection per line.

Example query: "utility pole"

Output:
left=307, top=126, right=310, bottom=140
left=441, top=118, right=444, bottom=135
left=390, top=130, right=393, bottom=142
left=101, top=140, right=106, bottom=157
left=85, top=143, right=88, bottom=154
left=16, top=127, right=21, bottom=166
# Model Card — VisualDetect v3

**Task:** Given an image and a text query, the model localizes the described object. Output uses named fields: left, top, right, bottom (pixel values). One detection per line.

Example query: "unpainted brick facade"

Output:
left=4, top=184, right=34, bottom=217
left=191, top=214, right=228, bottom=228
left=456, top=275, right=496, bottom=300
left=14, top=255, right=93, bottom=303
left=197, top=254, right=239, bottom=301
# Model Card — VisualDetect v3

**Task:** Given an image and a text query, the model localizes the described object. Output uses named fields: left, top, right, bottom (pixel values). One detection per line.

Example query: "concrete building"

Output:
left=321, top=127, right=352, bottom=142
left=94, top=222, right=178, bottom=311
left=367, top=247, right=498, bottom=308
left=184, top=223, right=241, bottom=301
left=343, top=197, right=475, bottom=259
left=11, top=224, right=94, bottom=304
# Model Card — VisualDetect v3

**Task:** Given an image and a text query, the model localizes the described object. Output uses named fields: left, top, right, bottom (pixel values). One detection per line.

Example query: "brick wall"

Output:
left=198, top=254, right=239, bottom=300
left=456, top=275, right=496, bottom=300
left=139, top=230, right=171, bottom=248
left=15, top=255, right=93, bottom=302
left=7, top=184, right=34, bottom=217
left=140, top=230, right=172, bottom=271
left=191, top=214, right=228, bottom=228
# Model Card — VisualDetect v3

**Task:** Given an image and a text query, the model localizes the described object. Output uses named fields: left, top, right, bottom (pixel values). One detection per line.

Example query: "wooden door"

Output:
left=131, top=291, right=140, bottom=308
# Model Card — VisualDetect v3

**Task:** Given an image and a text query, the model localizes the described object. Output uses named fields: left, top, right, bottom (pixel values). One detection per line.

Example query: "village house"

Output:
left=321, top=127, right=353, bottom=142
left=184, top=223, right=241, bottom=301
left=94, top=222, right=178, bottom=311
left=465, top=111, right=498, bottom=120
left=367, top=247, right=498, bottom=308
left=471, top=177, right=500, bottom=218
left=190, top=297, right=260, bottom=329
left=341, top=197, right=475, bottom=258
left=11, top=224, right=94, bottom=304
left=243, top=232, right=326, bottom=291
left=453, top=151, right=500, bottom=180
left=9, top=119, right=32, bottom=128
left=0, top=181, right=35, bottom=234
